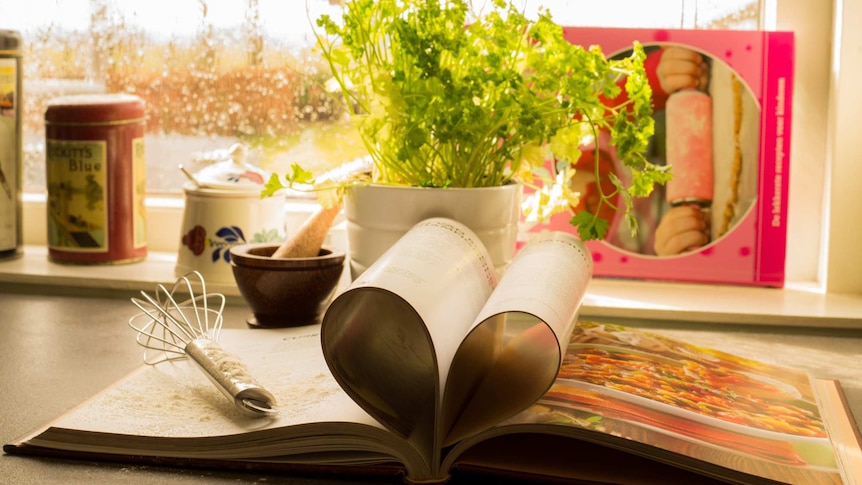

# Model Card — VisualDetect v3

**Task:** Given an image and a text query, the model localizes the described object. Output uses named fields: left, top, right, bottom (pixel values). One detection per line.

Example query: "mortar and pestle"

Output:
left=230, top=204, right=345, bottom=328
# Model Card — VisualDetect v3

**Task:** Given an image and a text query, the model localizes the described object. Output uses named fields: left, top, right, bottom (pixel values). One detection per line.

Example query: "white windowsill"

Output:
left=583, top=278, right=862, bottom=329
left=8, top=194, right=862, bottom=329
left=2, top=243, right=861, bottom=330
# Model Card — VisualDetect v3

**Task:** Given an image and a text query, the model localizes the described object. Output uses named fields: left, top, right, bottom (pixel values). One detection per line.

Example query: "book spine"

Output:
left=755, top=31, right=794, bottom=285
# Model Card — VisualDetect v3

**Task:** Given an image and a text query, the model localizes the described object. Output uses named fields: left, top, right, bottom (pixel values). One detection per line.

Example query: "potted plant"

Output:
left=264, top=0, right=667, bottom=276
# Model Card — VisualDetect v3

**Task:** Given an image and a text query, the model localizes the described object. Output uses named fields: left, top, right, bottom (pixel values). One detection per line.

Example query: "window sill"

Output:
left=0, top=245, right=209, bottom=294
left=584, top=278, right=862, bottom=329
left=2, top=244, right=861, bottom=330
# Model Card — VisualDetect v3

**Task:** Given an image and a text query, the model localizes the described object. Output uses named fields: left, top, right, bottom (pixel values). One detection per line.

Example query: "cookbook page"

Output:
left=495, top=321, right=844, bottom=485
left=41, top=328, right=378, bottom=437
left=442, top=232, right=592, bottom=446
left=321, top=217, right=498, bottom=458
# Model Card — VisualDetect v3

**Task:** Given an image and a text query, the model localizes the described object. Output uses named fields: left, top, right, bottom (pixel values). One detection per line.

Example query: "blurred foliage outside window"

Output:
left=3, top=0, right=760, bottom=195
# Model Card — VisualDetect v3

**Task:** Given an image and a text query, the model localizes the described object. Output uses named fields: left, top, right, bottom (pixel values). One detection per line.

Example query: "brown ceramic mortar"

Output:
left=230, top=243, right=345, bottom=328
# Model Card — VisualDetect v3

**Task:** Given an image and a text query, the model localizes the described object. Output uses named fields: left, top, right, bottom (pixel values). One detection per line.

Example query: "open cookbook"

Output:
left=5, top=218, right=861, bottom=484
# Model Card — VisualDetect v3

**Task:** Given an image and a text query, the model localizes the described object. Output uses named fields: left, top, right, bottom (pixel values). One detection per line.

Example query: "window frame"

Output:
left=772, top=0, right=862, bottom=294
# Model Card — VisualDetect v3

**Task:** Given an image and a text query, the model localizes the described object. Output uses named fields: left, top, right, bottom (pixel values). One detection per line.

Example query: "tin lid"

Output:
left=0, top=30, right=22, bottom=52
left=185, top=144, right=270, bottom=192
left=45, top=93, right=145, bottom=124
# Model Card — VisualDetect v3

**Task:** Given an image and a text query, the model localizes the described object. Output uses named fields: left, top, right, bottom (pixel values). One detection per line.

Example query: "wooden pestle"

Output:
left=271, top=204, right=341, bottom=259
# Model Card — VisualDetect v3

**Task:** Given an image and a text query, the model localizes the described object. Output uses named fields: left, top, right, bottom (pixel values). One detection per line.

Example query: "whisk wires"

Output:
left=129, top=271, right=226, bottom=365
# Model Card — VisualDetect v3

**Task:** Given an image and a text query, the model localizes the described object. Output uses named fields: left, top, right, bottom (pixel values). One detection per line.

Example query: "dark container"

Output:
left=45, top=94, right=147, bottom=264
left=0, top=30, right=23, bottom=260
left=230, top=243, right=346, bottom=328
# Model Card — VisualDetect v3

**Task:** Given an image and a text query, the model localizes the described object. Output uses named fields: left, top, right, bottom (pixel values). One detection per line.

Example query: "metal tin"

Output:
left=45, top=93, right=147, bottom=264
left=0, top=30, right=23, bottom=260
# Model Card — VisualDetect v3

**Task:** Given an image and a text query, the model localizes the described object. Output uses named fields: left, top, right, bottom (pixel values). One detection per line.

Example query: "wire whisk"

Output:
left=129, top=272, right=277, bottom=418
left=129, top=271, right=224, bottom=364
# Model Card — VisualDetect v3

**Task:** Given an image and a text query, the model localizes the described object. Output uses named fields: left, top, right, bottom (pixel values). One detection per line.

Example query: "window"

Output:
left=9, top=0, right=367, bottom=194
left=4, top=0, right=761, bottom=195
left=8, top=0, right=858, bottom=294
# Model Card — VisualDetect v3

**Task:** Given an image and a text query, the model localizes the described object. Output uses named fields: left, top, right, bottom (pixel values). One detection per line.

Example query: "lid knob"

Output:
left=229, top=143, right=247, bottom=167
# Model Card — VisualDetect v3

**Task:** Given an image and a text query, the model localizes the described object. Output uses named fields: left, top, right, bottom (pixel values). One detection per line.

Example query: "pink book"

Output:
left=529, top=28, right=794, bottom=287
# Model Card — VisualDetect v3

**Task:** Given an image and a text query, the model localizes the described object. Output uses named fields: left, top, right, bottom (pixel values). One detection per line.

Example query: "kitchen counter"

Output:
left=1, top=289, right=861, bottom=484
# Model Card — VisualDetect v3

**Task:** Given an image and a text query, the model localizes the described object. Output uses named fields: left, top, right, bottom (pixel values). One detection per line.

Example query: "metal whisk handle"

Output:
left=185, top=338, right=278, bottom=418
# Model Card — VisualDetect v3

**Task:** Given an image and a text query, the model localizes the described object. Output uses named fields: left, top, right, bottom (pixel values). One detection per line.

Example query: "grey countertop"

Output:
left=1, top=288, right=861, bottom=484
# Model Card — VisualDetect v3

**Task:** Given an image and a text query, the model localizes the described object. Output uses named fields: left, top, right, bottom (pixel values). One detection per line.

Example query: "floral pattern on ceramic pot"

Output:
left=210, top=226, right=247, bottom=263
left=181, top=225, right=284, bottom=268
left=251, top=228, right=282, bottom=244
left=205, top=226, right=282, bottom=263
left=225, top=170, right=266, bottom=185
left=182, top=225, right=207, bottom=256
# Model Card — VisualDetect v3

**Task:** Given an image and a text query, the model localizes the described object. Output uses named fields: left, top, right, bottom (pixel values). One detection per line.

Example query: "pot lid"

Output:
left=182, top=144, right=270, bottom=191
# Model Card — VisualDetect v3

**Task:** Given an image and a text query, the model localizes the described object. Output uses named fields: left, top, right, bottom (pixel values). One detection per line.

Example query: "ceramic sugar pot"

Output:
left=175, top=144, right=285, bottom=286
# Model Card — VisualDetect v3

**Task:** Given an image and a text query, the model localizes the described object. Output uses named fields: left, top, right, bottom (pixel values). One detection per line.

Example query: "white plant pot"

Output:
left=344, top=183, right=522, bottom=279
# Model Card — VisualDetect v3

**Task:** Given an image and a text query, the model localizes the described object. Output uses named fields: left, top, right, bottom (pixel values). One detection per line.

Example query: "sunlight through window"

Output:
left=1, top=0, right=761, bottom=195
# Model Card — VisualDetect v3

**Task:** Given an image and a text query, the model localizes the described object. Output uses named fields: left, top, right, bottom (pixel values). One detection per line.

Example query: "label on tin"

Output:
left=0, top=58, right=18, bottom=252
left=46, top=140, right=109, bottom=252
left=133, top=136, right=146, bottom=248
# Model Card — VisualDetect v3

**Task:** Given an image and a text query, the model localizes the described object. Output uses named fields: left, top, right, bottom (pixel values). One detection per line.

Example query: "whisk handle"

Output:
left=185, top=338, right=278, bottom=418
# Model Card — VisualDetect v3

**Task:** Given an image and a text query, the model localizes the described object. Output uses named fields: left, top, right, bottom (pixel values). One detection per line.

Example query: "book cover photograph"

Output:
left=529, top=27, right=794, bottom=287
left=4, top=218, right=861, bottom=485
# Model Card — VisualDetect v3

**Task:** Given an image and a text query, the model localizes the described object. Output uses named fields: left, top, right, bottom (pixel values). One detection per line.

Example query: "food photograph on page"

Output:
left=502, top=322, right=841, bottom=485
